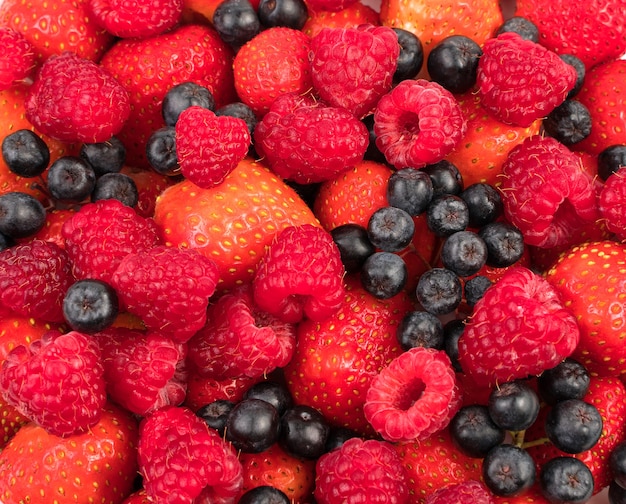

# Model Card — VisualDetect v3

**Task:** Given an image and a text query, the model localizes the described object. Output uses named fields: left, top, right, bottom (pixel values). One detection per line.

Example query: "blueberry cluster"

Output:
left=450, top=358, right=605, bottom=502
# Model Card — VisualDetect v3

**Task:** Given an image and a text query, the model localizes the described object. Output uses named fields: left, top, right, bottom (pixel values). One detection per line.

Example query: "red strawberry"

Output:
left=88, top=0, right=183, bottom=38
left=121, top=489, right=151, bottom=504
left=0, top=0, right=114, bottom=65
left=0, top=330, right=107, bottom=437
left=458, top=266, right=580, bottom=388
left=575, top=59, right=626, bottom=156
left=302, top=2, right=380, bottom=39
left=23, top=208, right=76, bottom=250
left=283, top=275, right=414, bottom=436
left=238, top=442, right=316, bottom=503
left=515, top=0, right=626, bottom=69
left=545, top=240, right=626, bottom=378
left=120, top=165, right=173, bottom=218
left=99, top=23, right=237, bottom=168
left=0, top=402, right=139, bottom=504
left=233, top=27, right=313, bottom=118
left=153, top=157, right=320, bottom=292
left=0, top=27, right=35, bottom=90
left=476, top=33, right=577, bottom=127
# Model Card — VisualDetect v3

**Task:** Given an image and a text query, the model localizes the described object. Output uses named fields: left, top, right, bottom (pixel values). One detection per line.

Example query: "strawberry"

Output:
left=0, top=402, right=139, bottom=504
left=238, top=442, right=316, bottom=503
left=153, top=157, right=320, bottom=291
left=283, top=275, right=414, bottom=436
left=302, top=1, right=380, bottom=39
left=99, top=23, right=237, bottom=168
left=22, top=208, right=76, bottom=249
left=379, top=0, right=503, bottom=79
left=545, top=240, right=626, bottom=378
left=120, top=165, right=173, bottom=218
left=0, top=0, right=114, bottom=65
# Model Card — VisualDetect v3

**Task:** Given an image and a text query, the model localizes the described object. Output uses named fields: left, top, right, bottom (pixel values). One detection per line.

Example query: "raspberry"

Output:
left=0, top=27, right=35, bottom=90
left=476, top=32, right=577, bottom=127
left=0, top=330, right=106, bottom=437
left=499, top=135, right=598, bottom=248
left=62, top=199, right=162, bottom=282
left=0, top=240, right=73, bottom=323
left=363, top=347, right=461, bottom=443
left=88, top=0, right=183, bottom=38
left=93, top=327, right=187, bottom=416
left=253, top=224, right=346, bottom=323
left=310, top=25, right=400, bottom=119
left=175, top=106, right=251, bottom=189
left=599, top=167, right=626, bottom=241
left=253, top=92, right=369, bottom=184
left=373, top=79, right=467, bottom=169
left=111, top=246, right=220, bottom=343
left=186, top=284, right=297, bottom=380
left=138, top=406, right=243, bottom=503
left=424, top=480, right=493, bottom=504
left=25, top=51, right=131, bottom=143
left=458, top=266, right=580, bottom=387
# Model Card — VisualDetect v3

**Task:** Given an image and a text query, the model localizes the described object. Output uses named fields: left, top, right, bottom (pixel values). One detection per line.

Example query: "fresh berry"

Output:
left=88, top=0, right=183, bottom=39
left=1, top=129, right=50, bottom=179
left=426, top=35, right=482, bottom=95
left=478, top=222, right=525, bottom=269
left=449, top=404, right=505, bottom=459
left=244, top=380, right=293, bottom=416
left=79, top=136, right=126, bottom=176
left=537, top=358, right=591, bottom=406
left=542, top=99, right=592, bottom=146
left=498, top=135, right=598, bottom=248
left=476, top=32, right=577, bottom=127
left=544, top=399, right=603, bottom=454
left=279, top=404, right=331, bottom=459
left=423, top=160, right=464, bottom=197
left=162, top=81, right=215, bottom=127
left=610, top=441, right=626, bottom=489
left=561, top=54, right=586, bottom=98
left=599, top=167, right=626, bottom=240
left=63, top=278, right=119, bottom=333
left=482, top=444, right=536, bottom=497
left=314, top=437, right=409, bottom=504
left=495, top=16, right=540, bottom=42
left=225, top=398, right=281, bottom=453
left=0, top=27, right=35, bottom=90
left=310, top=25, right=399, bottom=119
left=145, top=126, right=179, bottom=175
left=0, top=191, right=46, bottom=239
left=301, top=1, right=380, bottom=39
left=396, top=310, right=444, bottom=351
left=425, top=480, right=494, bottom=504
left=305, top=0, right=359, bottom=12
left=138, top=405, right=243, bottom=503
left=47, top=156, right=97, bottom=203
left=597, top=144, right=626, bottom=181
left=330, top=223, right=376, bottom=274
left=212, top=0, right=261, bottom=48
left=361, top=251, right=408, bottom=299
left=392, top=27, right=424, bottom=82
left=187, top=284, right=296, bottom=380
left=387, top=166, right=433, bottom=216
left=441, top=230, right=488, bottom=278
left=374, top=79, right=467, bottom=169
left=458, top=266, right=580, bottom=387
left=415, top=267, right=463, bottom=315
left=0, top=330, right=106, bottom=437
left=258, top=0, right=308, bottom=30
left=488, top=380, right=540, bottom=432
left=91, top=172, right=139, bottom=207
left=539, top=456, right=594, bottom=504
left=25, top=52, right=130, bottom=144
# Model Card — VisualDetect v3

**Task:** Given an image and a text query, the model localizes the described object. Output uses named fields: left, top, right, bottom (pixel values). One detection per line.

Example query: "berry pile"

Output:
left=0, top=0, right=625, bottom=503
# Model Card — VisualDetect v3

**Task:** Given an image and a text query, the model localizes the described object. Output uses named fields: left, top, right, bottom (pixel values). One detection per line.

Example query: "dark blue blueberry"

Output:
left=367, top=206, right=415, bottom=252
left=598, top=144, right=626, bottom=181
left=0, top=191, right=46, bottom=239
left=488, top=380, right=540, bottom=432
left=422, top=160, right=463, bottom=197
left=215, top=101, right=258, bottom=138
left=80, top=136, right=126, bottom=176
left=482, top=444, right=536, bottom=496
left=146, top=127, right=180, bottom=176
left=386, top=167, right=433, bottom=216
left=47, top=156, right=96, bottom=203
left=325, top=426, right=360, bottom=452
left=496, top=16, right=540, bottom=42
left=545, top=399, right=603, bottom=454
left=441, top=230, right=488, bottom=277
left=397, top=310, right=444, bottom=350
left=162, top=81, right=215, bottom=127
left=560, top=54, right=586, bottom=99
left=213, top=0, right=261, bottom=48
left=243, top=380, right=293, bottom=417
left=360, top=251, right=408, bottom=299
left=415, top=267, right=463, bottom=315
left=331, top=223, right=376, bottom=274
left=464, top=275, right=492, bottom=308
left=393, top=28, right=423, bottom=82
left=196, top=399, right=235, bottom=436
left=610, top=440, right=626, bottom=489
left=426, top=195, right=470, bottom=237
left=460, top=182, right=503, bottom=227
left=62, top=279, right=119, bottom=334
left=450, top=405, right=506, bottom=458
left=238, top=486, right=291, bottom=504
left=427, top=35, right=482, bottom=94
left=543, top=99, right=592, bottom=146
left=225, top=398, right=280, bottom=453
left=2, top=129, right=50, bottom=178
left=537, top=358, right=590, bottom=405
left=443, top=318, right=465, bottom=372
left=279, top=405, right=330, bottom=460
left=91, top=172, right=138, bottom=208
left=479, top=221, right=525, bottom=268
left=258, top=0, right=308, bottom=30
left=540, top=457, right=594, bottom=504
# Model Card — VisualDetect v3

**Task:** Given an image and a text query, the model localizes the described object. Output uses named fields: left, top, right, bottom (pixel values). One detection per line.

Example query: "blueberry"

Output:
left=362, top=114, right=387, bottom=164
left=386, top=167, right=433, bottom=216
left=243, top=381, right=293, bottom=417
left=146, top=127, right=180, bottom=176
left=496, top=16, right=540, bottom=42
left=360, top=251, right=408, bottom=299
left=212, top=0, right=261, bottom=48
left=540, top=457, right=594, bottom=503
left=0, top=232, right=13, bottom=252
left=80, top=136, right=126, bottom=176
left=396, top=310, right=444, bottom=351
left=215, top=101, right=258, bottom=138
left=482, top=444, right=536, bottom=496
left=598, top=144, right=626, bottom=181
left=537, top=358, right=590, bottom=405
left=426, top=195, right=470, bottom=237
left=415, top=267, right=463, bottom=315
left=196, top=399, right=235, bottom=436
left=225, top=398, right=280, bottom=453
left=545, top=399, right=603, bottom=454
left=464, top=275, right=492, bottom=307
left=479, top=221, right=525, bottom=268
left=610, top=440, right=626, bottom=489
left=47, top=156, right=97, bottom=203
left=279, top=405, right=330, bottom=460
left=91, top=172, right=139, bottom=208
left=422, top=160, right=464, bottom=197
left=560, top=54, right=586, bottom=99
left=393, top=28, right=423, bottom=82
left=238, top=486, right=291, bottom=504
left=609, top=479, right=626, bottom=504
left=443, top=318, right=465, bottom=372
left=488, top=380, right=540, bottom=432
left=449, top=405, right=506, bottom=458
left=0, top=191, right=46, bottom=239
left=543, top=99, right=592, bottom=146
left=258, top=0, right=308, bottom=30
left=1, top=129, right=50, bottom=178
left=330, top=223, right=375, bottom=274
left=325, top=426, right=360, bottom=452
left=427, top=35, right=482, bottom=94
left=441, top=230, right=488, bottom=277
left=460, top=183, right=503, bottom=227
left=162, top=82, right=215, bottom=127
left=367, top=206, right=415, bottom=252
left=63, top=279, right=119, bottom=334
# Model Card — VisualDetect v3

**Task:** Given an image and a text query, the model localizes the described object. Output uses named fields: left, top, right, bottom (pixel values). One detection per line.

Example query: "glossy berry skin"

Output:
left=441, top=230, right=488, bottom=278
left=560, top=54, right=586, bottom=98
left=478, top=221, right=525, bottom=268
left=611, top=481, right=626, bottom=504
left=449, top=405, right=505, bottom=459
left=597, top=144, right=626, bottom=181
left=0, top=191, right=46, bottom=239
left=258, top=0, right=307, bottom=29
left=212, top=0, right=261, bottom=48
left=537, top=358, right=590, bottom=405
left=392, top=28, right=423, bottom=82
left=423, top=160, right=464, bottom=197
left=279, top=405, right=330, bottom=460
left=1, top=129, right=49, bottom=178
left=397, top=310, right=444, bottom=351
left=146, top=127, right=179, bottom=176
left=330, top=223, right=375, bottom=274
left=545, top=399, right=603, bottom=454
left=238, top=486, right=290, bottom=504
left=460, top=183, right=502, bottom=227
left=197, top=400, right=235, bottom=437
left=482, top=444, right=536, bottom=497
left=416, top=267, right=463, bottom=315
left=386, top=167, right=433, bottom=216
left=487, top=380, right=540, bottom=432
left=539, top=457, right=594, bottom=503
left=543, top=99, right=592, bottom=146
left=443, top=319, right=464, bottom=372
left=225, top=398, right=281, bottom=453
left=162, top=81, right=215, bottom=127
left=610, top=441, right=626, bottom=489
left=91, top=172, right=139, bottom=208
left=47, top=156, right=96, bottom=203
left=244, top=381, right=293, bottom=417
left=495, top=16, right=539, bottom=42
left=426, top=195, right=469, bottom=237
left=80, top=136, right=126, bottom=176
left=62, top=279, right=119, bottom=334
left=360, top=252, right=408, bottom=300
left=464, top=276, right=492, bottom=308
left=215, top=102, right=258, bottom=138
left=367, top=206, right=415, bottom=252
left=427, top=35, right=482, bottom=94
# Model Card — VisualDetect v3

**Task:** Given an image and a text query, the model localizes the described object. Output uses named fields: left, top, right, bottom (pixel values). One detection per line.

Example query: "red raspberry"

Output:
left=186, top=284, right=297, bottom=380
left=373, top=79, right=467, bottom=169
left=0, top=27, right=35, bottom=90
left=111, top=245, right=220, bottom=343
left=94, top=327, right=187, bottom=416
left=310, top=25, right=399, bottom=119
left=599, top=167, right=626, bottom=241
left=424, top=480, right=493, bottom=504
left=138, top=405, right=243, bottom=503
left=0, top=330, right=106, bottom=437
left=88, top=0, right=183, bottom=39
left=25, top=51, right=130, bottom=143
left=175, top=106, right=250, bottom=189
left=363, top=347, right=461, bottom=443
left=305, top=0, right=360, bottom=12
left=458, top=266, right=580, bottom=388
left=0, top=239, right=73, bottom=323
left=253, top=224, right=345, bottom=324
left=476, top=32, right=577, bottom=127
left=314, top=437, right=409, bottom=504
left=254, top=92, right=369, bottom=184
left=499, top=135, right=599, bottom=248
left=62, top=199, right=162, bottom=282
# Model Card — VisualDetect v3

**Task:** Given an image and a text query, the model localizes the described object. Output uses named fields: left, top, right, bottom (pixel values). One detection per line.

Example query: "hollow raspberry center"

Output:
left=394, top=377, right=426, bottom=410
left=398, top=111, right=421, bottom=141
